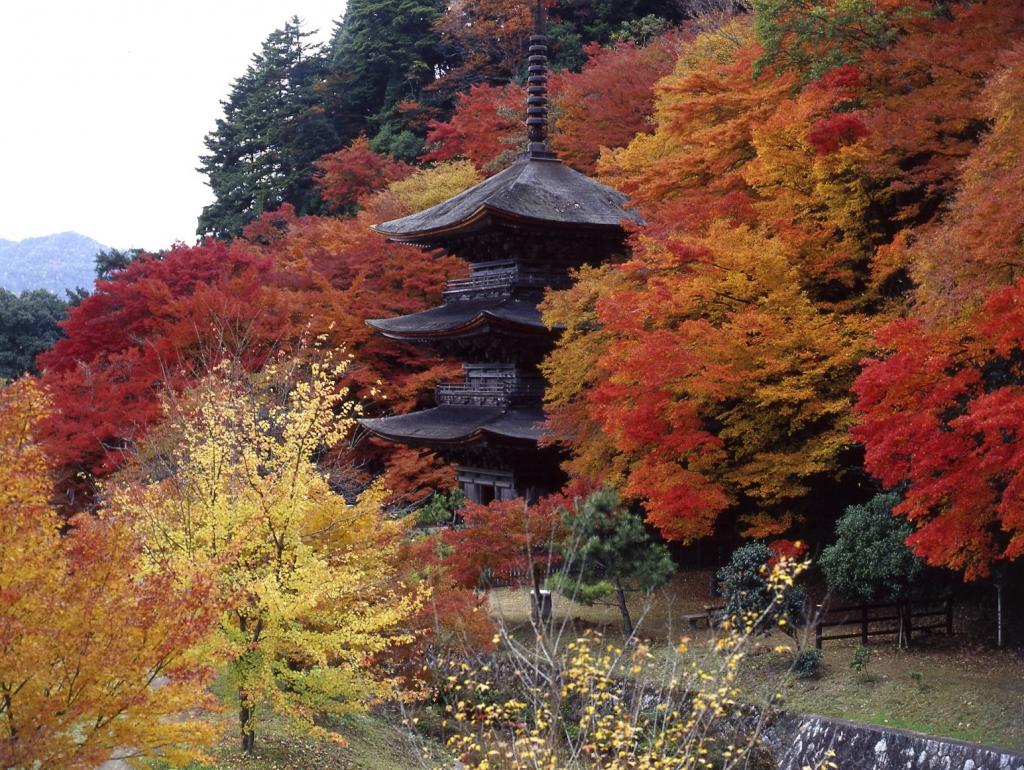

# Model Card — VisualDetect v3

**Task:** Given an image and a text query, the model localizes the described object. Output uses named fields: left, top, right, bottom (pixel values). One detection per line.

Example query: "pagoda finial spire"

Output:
left=526, top=0, right=556, bottom=160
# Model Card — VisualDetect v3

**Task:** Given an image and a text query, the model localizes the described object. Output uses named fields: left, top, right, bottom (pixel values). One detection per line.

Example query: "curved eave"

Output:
left=366, top=298, right=548, bottom=341
left=372, top=203, right=633, bottom=246
left=369, top=156, right=644, bottom=246
left=367, top=311, right=548, bottom=341
left=359, top=406, right=545, bottom=448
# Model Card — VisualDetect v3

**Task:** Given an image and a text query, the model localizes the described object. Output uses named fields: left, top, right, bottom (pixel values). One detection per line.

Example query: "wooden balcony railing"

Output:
left=436, top=378, right=545, bottom=407
left=443, top=262, right=570, bottom=301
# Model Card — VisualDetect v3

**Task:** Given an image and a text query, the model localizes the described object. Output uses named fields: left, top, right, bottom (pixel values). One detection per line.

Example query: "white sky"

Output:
left=0, top=1, right=346, bottom=251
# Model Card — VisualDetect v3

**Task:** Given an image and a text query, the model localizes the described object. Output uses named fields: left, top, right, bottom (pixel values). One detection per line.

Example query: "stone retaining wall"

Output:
left=767, top=713, right=1024, bottom=770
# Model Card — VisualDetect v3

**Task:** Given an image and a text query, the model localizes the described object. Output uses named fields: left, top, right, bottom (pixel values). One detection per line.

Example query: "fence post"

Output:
left=904, top=599, right=913, bottom=648
left=946, top=596, right=954, bottom=636
left=815, top=604, right=824, bottom=650
left=861, top=604, right=869, bottom=645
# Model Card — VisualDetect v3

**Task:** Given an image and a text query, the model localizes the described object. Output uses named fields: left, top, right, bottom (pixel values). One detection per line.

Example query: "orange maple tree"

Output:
left=434, top=0, right=539, bottom=97
left=852, top=40, right=1024, bottom=580
left=0, top=379, right=218, bottom=768
left=543, top=1, right=1024, bottom=548
left=422, top=83, right=526, bottom=170
left=549, top=36, right=679, bottom=173
left=314, top=134, right=412, bottom=213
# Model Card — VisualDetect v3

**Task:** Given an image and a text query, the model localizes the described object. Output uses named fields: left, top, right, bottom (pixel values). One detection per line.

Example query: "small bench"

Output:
left=683, top=605, right=723, bottom=629
left=683, top=612, right=710, bottom=629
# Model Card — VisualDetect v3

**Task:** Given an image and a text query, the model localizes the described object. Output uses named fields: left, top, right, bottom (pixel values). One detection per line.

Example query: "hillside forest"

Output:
left=3, top=0, right=1024, bottom=766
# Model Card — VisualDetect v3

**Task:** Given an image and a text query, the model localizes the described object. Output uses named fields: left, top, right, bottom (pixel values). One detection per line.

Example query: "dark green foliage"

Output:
left=198, top=18, right=342, bottom=238
left=610, top=14, right=671, bottom=45
left=556, top=0, right=686, bottom=48
left=555, top=489, right=675, bottom=596
left=64, top=287, right=89, bottom=308
left=716, top=542, right=806, bottom=636
left=547, top=22, right=587, bottom=71
left=368, top=125, right=425, bottom=164
left=95, top=248, right=145, bottom=281
left=416, top=488, right=464, bottom=528
left=329, top=0, right=443, bottom=155
left=792, top=649, right=823, bottom=679
left=551, top=488, right=675, bottom=635
left=198, top=5, right=449, bottom=234
left=820, top=491, right=923, bottom=601
left=751, top=0, right=903, bottom=81
left=0, top=289, right=67, bottom=379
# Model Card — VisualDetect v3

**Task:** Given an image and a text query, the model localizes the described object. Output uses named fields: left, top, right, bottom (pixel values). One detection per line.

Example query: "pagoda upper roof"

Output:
left=372, top=156, right=642, bottom=245
left=359, top=405, right=545, bottom=447
left=367, top=297, right=546, bottom=340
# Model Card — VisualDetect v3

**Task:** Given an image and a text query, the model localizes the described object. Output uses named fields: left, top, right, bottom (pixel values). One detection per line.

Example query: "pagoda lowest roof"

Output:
left=372, top=156, right=643, bottom=244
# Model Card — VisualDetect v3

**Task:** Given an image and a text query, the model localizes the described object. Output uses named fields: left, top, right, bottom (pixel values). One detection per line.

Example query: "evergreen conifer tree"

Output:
left=328, top=0, right=444, bottom=161
left=198, top=18, right=340, bottom=237
left=551, top=488, right=675, bottom=637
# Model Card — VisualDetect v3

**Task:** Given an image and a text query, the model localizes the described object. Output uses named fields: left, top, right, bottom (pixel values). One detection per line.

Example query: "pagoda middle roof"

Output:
left=367, top=297, right=545, bottom=340
left=360, top=405, right=545, bottom=446
left=372, top=156, right=642, bottom=244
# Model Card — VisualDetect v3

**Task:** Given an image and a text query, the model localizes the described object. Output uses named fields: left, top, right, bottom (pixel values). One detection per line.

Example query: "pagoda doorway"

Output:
left=458, top=466, right=516, bottom=505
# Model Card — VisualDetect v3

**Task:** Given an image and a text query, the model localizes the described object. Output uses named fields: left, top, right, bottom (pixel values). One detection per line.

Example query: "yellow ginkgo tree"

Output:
left=115, top=352, right=424, bottom=753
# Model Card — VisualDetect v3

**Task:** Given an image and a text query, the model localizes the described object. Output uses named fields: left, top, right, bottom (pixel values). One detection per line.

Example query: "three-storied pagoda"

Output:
left=360, top=1, right=640, bottom=504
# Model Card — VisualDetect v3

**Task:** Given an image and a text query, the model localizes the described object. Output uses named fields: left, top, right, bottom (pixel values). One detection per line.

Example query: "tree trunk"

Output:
left=532, top=568, right=544, bottom=616
left=530, top=566, right=552, bottom=628
left=614, top=578, right=633, bottom=638
left=239, top=693, right=255, bottom=754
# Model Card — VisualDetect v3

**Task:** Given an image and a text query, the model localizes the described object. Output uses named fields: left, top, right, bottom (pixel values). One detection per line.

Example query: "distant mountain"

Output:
left=0, top=232, right=109, bottom=295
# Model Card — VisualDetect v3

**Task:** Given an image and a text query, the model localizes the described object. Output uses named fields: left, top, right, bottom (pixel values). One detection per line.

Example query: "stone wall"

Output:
left=766, top=713, right=1024, bottom=770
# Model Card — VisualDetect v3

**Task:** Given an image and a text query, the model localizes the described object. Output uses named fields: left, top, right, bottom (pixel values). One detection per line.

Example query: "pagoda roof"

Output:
left=367, top=297, right=546, bottom=340
left=359, top=405, right=545, bottom=446
left=372, top=157, right=642, bottom=245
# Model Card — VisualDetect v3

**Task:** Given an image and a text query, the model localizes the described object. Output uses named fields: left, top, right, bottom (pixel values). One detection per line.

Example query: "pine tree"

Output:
left=328, top=0, right=444, bottom=160
left=198, top=18, right=340, bottom=238
left=94, top=247, right=146, bottom=280
left=551, top=489, right=675, bottom=637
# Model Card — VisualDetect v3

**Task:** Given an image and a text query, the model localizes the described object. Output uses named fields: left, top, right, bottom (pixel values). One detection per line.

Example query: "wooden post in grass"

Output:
left=904, top=600, right=913, bottom=648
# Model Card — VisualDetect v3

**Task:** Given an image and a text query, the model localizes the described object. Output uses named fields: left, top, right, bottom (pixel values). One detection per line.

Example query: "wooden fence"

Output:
left=813, top=595, right=954, bottom=649
left=484, top=567, right=529, bottom=589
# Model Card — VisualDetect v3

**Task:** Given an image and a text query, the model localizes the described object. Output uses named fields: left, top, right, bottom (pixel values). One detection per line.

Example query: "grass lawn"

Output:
left=737, top=637, right=1024, bottom=751
left=152, top=704, right=444, bottom=770
left=489, top=572, right=1024, bottom=752
left=488, top=569, right=718, bottom=641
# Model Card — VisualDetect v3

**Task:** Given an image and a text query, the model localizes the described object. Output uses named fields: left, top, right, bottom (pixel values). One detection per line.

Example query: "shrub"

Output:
left=820, top=491, right=923, bottom=601
left=416, top=488, right=464, bottom=528
left=792, top=649, right=823, bottom=679
left=438, top=551, right=805, bottom=769
left=551, top=488, right=675, bottom=636
left=717, top=542, right=807, bottom=638
left=850, top=644, right=872, bottom=674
